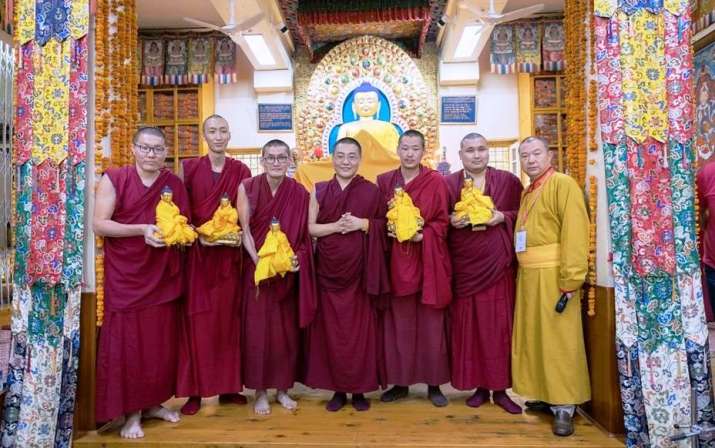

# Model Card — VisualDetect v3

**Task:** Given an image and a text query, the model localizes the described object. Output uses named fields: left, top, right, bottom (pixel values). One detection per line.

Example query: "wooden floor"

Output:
left=74, top=385, right=624, bottom=447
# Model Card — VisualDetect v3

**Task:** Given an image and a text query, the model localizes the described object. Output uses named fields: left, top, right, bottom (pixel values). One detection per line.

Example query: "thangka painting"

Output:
left=295, top=35, right=438, bottom=165
left=695, top=41, right=715, bottom=166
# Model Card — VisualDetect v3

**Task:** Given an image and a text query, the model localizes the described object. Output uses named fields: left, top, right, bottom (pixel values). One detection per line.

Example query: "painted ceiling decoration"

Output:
left=278, top=0, right=447, bottom=61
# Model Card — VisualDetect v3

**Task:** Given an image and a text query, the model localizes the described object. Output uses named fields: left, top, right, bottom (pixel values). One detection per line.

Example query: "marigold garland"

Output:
left=95, top=0, right=139, bottom=326
left=564, top=0, right=588, bottom=187
left=588, top=176, right=597, bottom=317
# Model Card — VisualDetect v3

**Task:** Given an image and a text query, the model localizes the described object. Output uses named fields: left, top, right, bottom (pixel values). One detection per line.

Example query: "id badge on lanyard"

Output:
left=515, top=229, right=527, bottom=253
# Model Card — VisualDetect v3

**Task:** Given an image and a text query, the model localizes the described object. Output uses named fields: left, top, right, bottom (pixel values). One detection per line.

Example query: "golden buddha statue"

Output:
left=196, top=194, right=242, bottom=246
left=337, top=82, right=401, bottom=155
left=386, top=186, right=424, bottom=242
left=454, top=177, right=495, bottom=231
left=155, top=187, right=197, bottom=246
left=254, top=218, right=299, bottom=285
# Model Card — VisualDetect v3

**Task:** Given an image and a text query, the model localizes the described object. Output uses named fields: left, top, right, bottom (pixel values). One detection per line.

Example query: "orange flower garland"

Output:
left=95, top=0, right=139, bottom=326
left=588, top=176, right=597, bottom=317
left=564, top=0, right=588, bottom=188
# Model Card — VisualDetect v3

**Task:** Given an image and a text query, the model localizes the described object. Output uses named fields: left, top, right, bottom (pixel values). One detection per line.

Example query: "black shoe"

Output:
left=427, top=385, right=448, bottom=407
left=380, top=386, right=409, bottom=402
left=525, top=400, right=552, bottom=413
left=552, top=410, right=574, bottom=437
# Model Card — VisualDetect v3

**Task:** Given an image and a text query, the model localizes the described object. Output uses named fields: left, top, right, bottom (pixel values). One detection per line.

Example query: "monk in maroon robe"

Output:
left=177, top=115, right=252, bottom=415
left=446, top=133, right=523, bottom=414
left=94, top=127, right=186, bottom=439
left=377, top=130, right=452, bottom=407
left=304, top=137, right=390, bottom=412
left=238, top=139, right=317, bottom=416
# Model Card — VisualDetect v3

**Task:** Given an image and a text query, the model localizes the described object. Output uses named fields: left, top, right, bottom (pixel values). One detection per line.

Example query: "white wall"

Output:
left=439, top=50, right=519, bottom=171
left=215, top=49, right=296, bottom=149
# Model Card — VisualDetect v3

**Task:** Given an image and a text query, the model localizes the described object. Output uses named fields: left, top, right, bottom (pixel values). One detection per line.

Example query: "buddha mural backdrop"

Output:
left=295, top=35, right=438, bottom=190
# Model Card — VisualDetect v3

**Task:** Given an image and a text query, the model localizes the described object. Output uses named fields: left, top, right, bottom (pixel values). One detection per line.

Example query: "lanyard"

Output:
left=517, top=169, right=554, bottom=230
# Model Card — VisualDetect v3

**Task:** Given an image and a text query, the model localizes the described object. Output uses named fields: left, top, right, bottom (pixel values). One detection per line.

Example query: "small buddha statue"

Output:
left=196, top=193, right=242, bottom=246
left=454, top=176, right=495, bottom=231
left=254, top=217, right=299, bottom=286
left=155, top=186, right=198, bottom=246
left=386, top=187, right=424, bottom=242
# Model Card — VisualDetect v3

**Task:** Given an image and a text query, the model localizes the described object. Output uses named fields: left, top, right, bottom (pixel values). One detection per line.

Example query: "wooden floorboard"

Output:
left=74, top=386, right=624, bottom=447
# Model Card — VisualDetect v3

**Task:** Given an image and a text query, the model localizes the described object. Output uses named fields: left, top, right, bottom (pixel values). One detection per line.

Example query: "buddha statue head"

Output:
left=463, top=177, right=474, bottom=189
left=352, top=82, right=382, bottom=119
left=270, top=216, right=281, bottom=232
left=161, top=186, right=173, bottom=202
left=220, top=193, right=231, bottom=207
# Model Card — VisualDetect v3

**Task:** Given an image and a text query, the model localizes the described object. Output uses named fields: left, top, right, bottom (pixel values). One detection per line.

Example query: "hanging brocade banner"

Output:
left=15, top=0, right=35, bottom=45
left=141, top=38, right=164, bottom=86
left=542, top=20, right=565, bottom=72
left=664, top=10, right=694, bottom=144
left=69, top=37, right=88, bottom=166
left=188, top=37, right=212, bottom=84
left=34, top=0, right=69, bottom=46
left=215, top=36, right=237, bottom=84
left=164, top=38, right=188, bottom=85
left=14, top=42, right=34, bottom=165
left=490, top=24, right=515, bottom=74
left=515, top=22, right=541, bottom=73
left=68, top=0, right=88, bottom=40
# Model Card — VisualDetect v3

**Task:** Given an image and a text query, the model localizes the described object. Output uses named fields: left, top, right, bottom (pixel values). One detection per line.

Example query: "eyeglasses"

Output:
left=134, top=144, right=167, bottom=155
left=262, top=155, right=290, bottom=164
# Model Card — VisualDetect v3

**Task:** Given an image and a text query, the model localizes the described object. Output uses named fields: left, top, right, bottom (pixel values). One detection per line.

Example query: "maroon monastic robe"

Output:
left=96, top=166, right=189, bottom=423
left=445, top=167, right=522, bottom=391
left=376, top=166, right=452, bottom=386
left=304, top=176, right=390, bottom=393
left=242, top=174, right=316, bottom=390
left=177, top=156, right=251, bottom=398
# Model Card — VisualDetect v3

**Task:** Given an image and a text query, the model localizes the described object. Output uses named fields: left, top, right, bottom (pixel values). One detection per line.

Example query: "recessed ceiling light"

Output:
left=243, top=34, right=276, bottom=66
left=454, top=24, right=483, bottom=59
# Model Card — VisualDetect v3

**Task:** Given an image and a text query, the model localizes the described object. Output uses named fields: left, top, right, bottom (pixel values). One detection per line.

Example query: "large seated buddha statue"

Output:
left=296, top=82, right=403, bottom=191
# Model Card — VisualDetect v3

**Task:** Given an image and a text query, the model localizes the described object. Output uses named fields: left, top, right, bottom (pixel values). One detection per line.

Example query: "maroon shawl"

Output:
left=103, top=166, right=189, bottom=312
left=182, top=156, right=251, bottom=314
left=445, top=168, right=523, bottom=297
left=315, top=175, right=390, bottom=297
left=377, top=166, right=452, bottom=309
left=243, top=174, right=317, bottom=327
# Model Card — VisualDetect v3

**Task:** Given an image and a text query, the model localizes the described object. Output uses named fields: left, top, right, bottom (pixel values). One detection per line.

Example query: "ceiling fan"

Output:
left=459, top=0, right=545, bottom=26
left=183, top=0, right=264, bottom=36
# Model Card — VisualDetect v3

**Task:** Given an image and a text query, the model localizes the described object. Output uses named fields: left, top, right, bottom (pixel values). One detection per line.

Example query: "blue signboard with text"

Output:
left=440, top=96, right=477, bottom=124
left=258, top=103, right=293, bottom=131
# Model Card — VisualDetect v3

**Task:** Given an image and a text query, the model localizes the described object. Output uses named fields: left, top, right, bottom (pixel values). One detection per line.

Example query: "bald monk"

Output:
left=304, top=137, right=390, bottom=411
left=93, top=127, right=186, bottom=438
left=377, top=130, right=452, bottom=407
left=446, top=133, right=523, bottom=414
left=512, top=136, right=590, bottom=437
left=238, top=139, right=317, bottom=415
left=177, top=115, right=252, bottom=415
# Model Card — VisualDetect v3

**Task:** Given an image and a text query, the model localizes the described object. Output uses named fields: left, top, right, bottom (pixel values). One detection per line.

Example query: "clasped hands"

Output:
left=333, top=212, right=368, bottom=235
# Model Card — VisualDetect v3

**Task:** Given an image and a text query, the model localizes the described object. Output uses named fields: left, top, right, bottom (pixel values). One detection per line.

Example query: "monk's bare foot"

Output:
left=119, top=412, right=144, bottom=439
left=326, top=392, right=347, bottom=412
left=254, top=390, right=271, bottom=415
left=219, top=393, right=248, bottom=405
left=466, top=388, right=490, bottom=408
left=144, top=406, right=181, bottom=423
left=276, top=390, right=298, bottom=411
left=181, top=396, right=201, bottom=415
left=493, top=390, right=522, bottom=414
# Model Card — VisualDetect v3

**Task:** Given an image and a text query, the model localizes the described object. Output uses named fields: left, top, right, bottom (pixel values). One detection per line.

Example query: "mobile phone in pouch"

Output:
left=555, top=292, right=569, bottom=313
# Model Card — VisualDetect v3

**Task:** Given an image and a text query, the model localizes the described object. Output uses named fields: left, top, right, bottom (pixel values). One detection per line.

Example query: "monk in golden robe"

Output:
left=512, top=136, right=590, bottom=437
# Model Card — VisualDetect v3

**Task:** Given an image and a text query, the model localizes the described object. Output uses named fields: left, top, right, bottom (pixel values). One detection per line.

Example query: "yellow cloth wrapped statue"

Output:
left=454, top=177, right=495, bottom=229
left=196, top=194, right=242, bottom=245
left=155, top=187, right=197, bottom=246
left=386, top=187, right=424, bottom=242
left=254, top=218, right=299, bottom=285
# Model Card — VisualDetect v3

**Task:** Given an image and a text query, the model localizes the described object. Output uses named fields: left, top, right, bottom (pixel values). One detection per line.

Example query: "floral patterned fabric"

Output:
left=595, top=0, right=689, bottom=17
left=665, top=12, right=694, bottom=144
left=32, top=38, right=70, bottom=165
left=595, top=17, right=626, bottom=145
left=15, top=0, right=35, bottom=45
left=69, top=0, right=88, bottom=40
left=616, top=340, right=650, bottom=448
left=68, top=37, right=87, bottom=167
left=62, top=162, right=84, bottom=288
left=619, top=10, right=667, bottom=144
left=35, top=0, right=69, bottom=46
left=12, top=164, right=32, bottom=286
left=627, top=138, right=675, bottom=276
left=14, top=42, right=34, bottom=166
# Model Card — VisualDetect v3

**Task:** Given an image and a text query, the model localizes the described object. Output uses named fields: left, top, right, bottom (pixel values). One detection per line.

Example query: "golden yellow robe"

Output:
left=512, top=172, right=591, bottom=405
